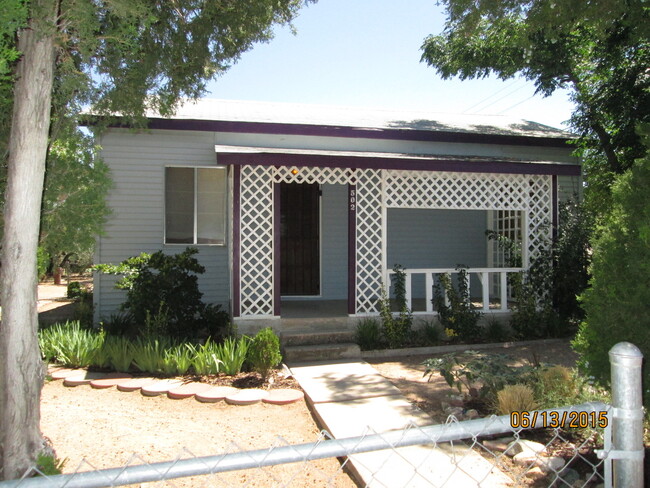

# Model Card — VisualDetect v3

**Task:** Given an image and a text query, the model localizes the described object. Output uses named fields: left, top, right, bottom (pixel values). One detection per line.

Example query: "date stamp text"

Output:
left=510, top=410, right=608, bottom=429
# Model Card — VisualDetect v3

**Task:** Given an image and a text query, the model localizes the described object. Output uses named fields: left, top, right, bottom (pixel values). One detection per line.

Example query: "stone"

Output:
left=64, top=372, right=109, bottom=387
left=465, top=409, right=480, bottom=419
left=167, top=382, right=213, bottom=399
left=558, top=467, right=580, bottom=486
left=507, top=439, right=546, bottom=457
left=225, top=388, right=268, bottom=405
left=195, top=386, right=239, bottom=403
left=513, top=452, right=538, bottom=468
left=50, top=368, right=85, bottom=380
left=90, top=373, right=133, bottom=389
left=524, top=467, right=546, bottom=481
left=141, top=379, right=185, bottom=396
left=263, top=389, right=304, bottom=405
left=482, top=437, right=515, bottom=453
left=538, top=455, right=565, bottom=473
left=116, top=377, right=156, bottom=392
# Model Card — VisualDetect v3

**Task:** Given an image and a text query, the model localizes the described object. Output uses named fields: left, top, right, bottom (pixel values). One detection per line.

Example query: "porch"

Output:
left=223, top=146, right=557, bottom=331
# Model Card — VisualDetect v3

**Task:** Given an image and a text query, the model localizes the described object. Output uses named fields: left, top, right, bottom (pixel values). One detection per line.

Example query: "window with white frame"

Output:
left=165, top=167, right=226, bottom=245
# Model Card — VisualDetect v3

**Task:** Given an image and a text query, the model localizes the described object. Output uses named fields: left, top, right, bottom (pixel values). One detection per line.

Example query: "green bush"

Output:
left=433, top=267, right=482, bottom=342
left=131, top=336, right=173, bottom=374
left=101, top=335, right=134, bottom=372
left=215, top=336, right=249, bottom=375
left=483, top=315, right=513, bottom=343
left=574, top=127, right=650, bottom=406
left=247, top=327, right=282, bottom=380
left=416, top=318, right=445, bottom=346
left=355, top=318, right=383, bottom=350
left=37, top=247, right=50, bottom=281
left=379, top=265, right=412, bottom=348
left=67, top=281, right=83, bottom=299
left=39, top=321, right=105, bottom=368
left=95, top=247, right=230, bottom=338
left=422, top=351, right=535, bottom=403
left=190, top=340, right=223, bottom=375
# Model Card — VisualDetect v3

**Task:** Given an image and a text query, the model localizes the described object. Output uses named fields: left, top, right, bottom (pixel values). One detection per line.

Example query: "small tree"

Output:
left=247, top=327, right=282, bottom=381
left=573, top=125, right=650, bottom=406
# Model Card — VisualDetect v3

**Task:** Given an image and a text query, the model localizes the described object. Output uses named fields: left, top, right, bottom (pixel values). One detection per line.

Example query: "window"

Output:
left=165, top=167, right=226, bottom=245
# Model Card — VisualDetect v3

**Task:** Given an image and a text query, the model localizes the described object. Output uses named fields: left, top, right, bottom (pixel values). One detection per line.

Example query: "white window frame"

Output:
left=164, top=165, right=227, bottom=246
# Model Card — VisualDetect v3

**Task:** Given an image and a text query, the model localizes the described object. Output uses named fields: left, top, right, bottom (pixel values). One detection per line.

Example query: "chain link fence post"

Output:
left=609, top=342, right=645, bottom=488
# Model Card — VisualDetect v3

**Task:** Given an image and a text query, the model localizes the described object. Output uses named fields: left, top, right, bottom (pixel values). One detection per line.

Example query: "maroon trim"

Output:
left=232, top=165, right=241, bottom=318
left=552, top=175, right=559, bottom=239
left=216, top=152, right=580, bottom=176
left=273, top=183, right=281, bottom=317
left=348, top=184, right=357, bottom=315
left=146, top=118, right=572, bottom=148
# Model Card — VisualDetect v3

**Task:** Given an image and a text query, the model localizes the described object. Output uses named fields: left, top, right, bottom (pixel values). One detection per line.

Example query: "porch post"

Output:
left=232, top=165, right=241, bottom=317
left=273, top=182, right=281, bottom=317
left=348, top=184, right=357, bottom=315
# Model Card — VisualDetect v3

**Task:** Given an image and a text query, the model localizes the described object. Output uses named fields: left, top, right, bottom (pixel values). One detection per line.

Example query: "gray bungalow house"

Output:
left=93, top=99, right=580, bottom=332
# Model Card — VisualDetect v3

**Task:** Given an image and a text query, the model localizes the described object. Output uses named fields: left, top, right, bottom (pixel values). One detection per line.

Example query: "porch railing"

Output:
left=385, top=267, right=523, bottom=314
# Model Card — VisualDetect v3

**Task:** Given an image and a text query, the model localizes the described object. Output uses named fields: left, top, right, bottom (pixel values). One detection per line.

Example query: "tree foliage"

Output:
left=0, top=0, right=312, bottom=478
left=421, top=0, right=650, bottom=202
left=573, top=125, right=650, bottom=406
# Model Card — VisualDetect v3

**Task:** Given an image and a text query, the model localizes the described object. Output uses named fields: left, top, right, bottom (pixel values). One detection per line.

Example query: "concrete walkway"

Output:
left=288, top=359, right=512, bottom=488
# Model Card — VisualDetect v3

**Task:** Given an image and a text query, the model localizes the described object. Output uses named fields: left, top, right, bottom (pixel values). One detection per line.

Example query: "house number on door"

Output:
left=349, top=189, right=356, bottom=212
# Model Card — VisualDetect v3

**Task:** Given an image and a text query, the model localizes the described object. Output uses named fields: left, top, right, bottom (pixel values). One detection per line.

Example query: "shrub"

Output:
left=95, top=247, right=220, bottom=338
left=190, top=340, right=223, bottom=375
left=495, top=384, right=537, bottom=415
left=67, top=281, right=83, bottom=299
left=534, top=365, right=577, bottom=409
left=202, top=303, right=232, bottom=341
left=574, top=129, right=650, bottom=407
left=433, top=266, right=482, bottom=342
left=101, top=335, right=134, bottom=372
left=37, top=246, right=50, bottom=281
left=355, top=318, right=383, bottom=350
left=101, top=313, right=134, bottom=337
left=131, top=336, right=172, bottom=374
left=161, top=344, right=194, bottom=376
left=378, top=264, right=412, bottom=348
left=483, top=315, right=513, bottom=343
left=247, top=327, right=282, bottom=380
left=39, top=321, right=105, bottom=368
left=423, top=351, right=535, bottom=403
left=416, top=318, right=445, bottom=346
left=215, top=336, right=250, bottom=375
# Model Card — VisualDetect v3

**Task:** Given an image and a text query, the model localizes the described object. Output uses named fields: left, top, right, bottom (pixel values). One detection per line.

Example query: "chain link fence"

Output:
left=0, top=343, right=644, bottom=488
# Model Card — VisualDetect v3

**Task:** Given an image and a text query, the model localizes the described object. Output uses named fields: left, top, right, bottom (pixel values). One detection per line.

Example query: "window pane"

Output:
left=197, top=168, right=226, bottom=244
left=165, top=167, right=194, bottom=243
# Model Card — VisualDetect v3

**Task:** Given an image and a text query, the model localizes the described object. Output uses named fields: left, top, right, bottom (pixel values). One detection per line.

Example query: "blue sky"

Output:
left=205, top=0, right=575, bottom=130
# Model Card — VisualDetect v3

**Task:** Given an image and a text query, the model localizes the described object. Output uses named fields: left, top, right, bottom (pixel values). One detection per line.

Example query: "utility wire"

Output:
left=496, top=94, right=536, bottom=115
left=472, top=83, right=529, bottom=114
left=462, top=79, right=521, bottom=113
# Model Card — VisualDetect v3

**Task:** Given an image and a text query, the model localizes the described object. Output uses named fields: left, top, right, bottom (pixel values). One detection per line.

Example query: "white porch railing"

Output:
left=385, top=267, right=523, bottom=314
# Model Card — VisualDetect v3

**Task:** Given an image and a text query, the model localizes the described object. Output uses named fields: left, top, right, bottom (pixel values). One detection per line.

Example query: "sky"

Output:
left=205, top=0, right=576, bottom=130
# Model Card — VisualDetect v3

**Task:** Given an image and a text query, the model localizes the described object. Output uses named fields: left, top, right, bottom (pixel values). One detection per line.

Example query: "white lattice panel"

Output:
left=355, top=169, right=383, bottom=314
left=273, top=166, right=356, bottom=185
left=383, top=169, right=552, bottom=268
left=384, top=171, right=528, bottom=210
left=526, top=175, right=552, bottom=263
left=239, top=166, right=274, bottom=317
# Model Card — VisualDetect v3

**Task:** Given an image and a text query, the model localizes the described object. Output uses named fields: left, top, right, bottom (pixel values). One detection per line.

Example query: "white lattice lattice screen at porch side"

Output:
left=383, top=170, right=552, bottom=265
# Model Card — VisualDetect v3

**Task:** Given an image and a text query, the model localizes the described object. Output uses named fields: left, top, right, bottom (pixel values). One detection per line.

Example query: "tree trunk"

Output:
left=0, top=1, right=57, bottom=480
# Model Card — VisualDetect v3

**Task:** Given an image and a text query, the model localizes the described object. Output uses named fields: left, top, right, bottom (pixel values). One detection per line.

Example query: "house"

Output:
left=93, top=99, right=581, bottom=333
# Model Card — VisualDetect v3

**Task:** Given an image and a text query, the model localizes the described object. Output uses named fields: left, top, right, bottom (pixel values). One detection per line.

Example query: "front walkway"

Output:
left=288, top=359, right=512, bottom=487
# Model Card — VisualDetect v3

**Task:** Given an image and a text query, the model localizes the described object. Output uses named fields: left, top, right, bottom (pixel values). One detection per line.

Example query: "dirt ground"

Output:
left=40, top=380, right=357, bottom=487
left=367, top=339, right=579, bottom=423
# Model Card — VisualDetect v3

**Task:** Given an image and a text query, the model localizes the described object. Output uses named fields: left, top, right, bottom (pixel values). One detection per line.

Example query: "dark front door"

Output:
left=280, top=182, right=320, bottom=296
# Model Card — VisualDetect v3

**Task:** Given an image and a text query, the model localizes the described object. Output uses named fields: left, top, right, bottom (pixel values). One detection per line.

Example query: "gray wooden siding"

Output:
left=95, top=129, right=230, bottom=321
left=558, top=174, right=582, bottom=204
left=320, top=184, right=348, bottom=300
left=386, top=209, right=488, bottom=298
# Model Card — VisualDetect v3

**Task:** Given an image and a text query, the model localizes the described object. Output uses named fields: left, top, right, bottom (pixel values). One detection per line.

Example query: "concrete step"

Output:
left=283, top=343, right=361, bottom=363
left=281, top=330, right=356, bottom=347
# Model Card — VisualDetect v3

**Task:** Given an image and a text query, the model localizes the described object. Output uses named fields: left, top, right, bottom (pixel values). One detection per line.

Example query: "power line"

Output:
left=472, top=83, right=530, bottom=113
left=496, top=94, right=536, bottom=115
left=462, top=79, right=521, bottom=113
